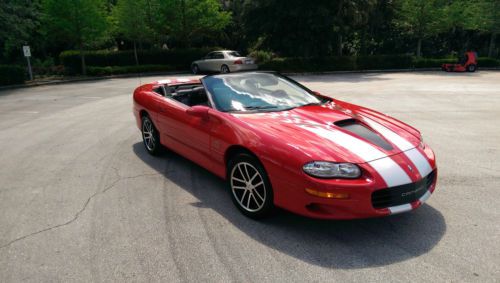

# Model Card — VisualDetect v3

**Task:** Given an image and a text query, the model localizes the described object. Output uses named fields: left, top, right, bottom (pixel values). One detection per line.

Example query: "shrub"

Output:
left=477, top=57, right=500, bottom=67
left=413, top=58, right=456, bottom=68
left=357, top=55, right=414, bottom=70
left=86, top=65, right=175, bottom=76
left=248, top=50, right=275, bottom=64
left=60, top=48, right=215, bottom=74
left=0, top=65, right=25, bottom=86
left=260, top=56, right=356, bottom=72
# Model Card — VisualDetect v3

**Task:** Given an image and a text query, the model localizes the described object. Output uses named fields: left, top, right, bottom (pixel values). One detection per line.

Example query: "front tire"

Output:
left=228, top=154, right=274, bottom=219
left=142, top=115, right=162, bottom=156
left=221, top=64, right=230, bottom=74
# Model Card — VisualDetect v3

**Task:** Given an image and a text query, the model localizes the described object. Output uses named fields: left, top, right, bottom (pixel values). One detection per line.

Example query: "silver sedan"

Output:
left=191, top=50, right=258, bottom=74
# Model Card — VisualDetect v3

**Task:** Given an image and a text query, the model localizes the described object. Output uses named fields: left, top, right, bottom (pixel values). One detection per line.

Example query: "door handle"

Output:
left=159, top=107, right=166, bottom=113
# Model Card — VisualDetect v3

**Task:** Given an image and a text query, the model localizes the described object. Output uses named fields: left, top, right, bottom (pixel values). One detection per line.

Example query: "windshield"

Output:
left=202, top=73, right=324, bottom=113
left=228, top=51, right=242, bottom=57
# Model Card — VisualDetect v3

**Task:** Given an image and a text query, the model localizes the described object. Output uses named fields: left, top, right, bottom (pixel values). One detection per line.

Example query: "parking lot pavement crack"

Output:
left=0, top=173, right=160, bottom=250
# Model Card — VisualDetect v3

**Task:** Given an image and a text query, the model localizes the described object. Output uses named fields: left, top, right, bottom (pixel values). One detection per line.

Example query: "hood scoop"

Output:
left=334, top=119, right=394, bottom=151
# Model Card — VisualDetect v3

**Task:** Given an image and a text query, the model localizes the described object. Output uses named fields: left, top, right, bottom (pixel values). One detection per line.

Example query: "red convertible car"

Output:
left=133, top=72, right=437, bottom=219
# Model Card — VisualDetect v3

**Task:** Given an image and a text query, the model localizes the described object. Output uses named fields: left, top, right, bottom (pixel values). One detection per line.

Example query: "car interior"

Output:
left=154, top=84, right=210, bottom=107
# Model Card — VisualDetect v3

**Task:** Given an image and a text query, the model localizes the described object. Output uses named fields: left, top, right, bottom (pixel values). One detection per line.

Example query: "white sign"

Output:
left=23, top=46, right=31, bottom=57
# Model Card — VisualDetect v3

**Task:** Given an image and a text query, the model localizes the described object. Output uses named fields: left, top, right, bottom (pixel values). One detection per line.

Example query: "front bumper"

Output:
left=267, top=147, right=437, bottom=219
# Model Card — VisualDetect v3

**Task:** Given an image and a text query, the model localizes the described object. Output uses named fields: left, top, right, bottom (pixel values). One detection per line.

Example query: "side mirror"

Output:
left=186, top=105, right=209, bottom=119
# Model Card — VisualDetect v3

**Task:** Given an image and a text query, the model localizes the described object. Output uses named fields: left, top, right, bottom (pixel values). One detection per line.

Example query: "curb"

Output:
left=1, top=68, right=499, bottom=91
left=283, top=67, right=500, bottom=76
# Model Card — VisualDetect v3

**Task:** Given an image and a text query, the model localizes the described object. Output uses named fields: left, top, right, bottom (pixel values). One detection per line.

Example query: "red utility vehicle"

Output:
left=442, top=51, right=477, bottom=72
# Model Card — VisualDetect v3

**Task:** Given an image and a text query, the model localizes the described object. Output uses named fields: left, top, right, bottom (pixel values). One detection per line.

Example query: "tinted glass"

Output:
left=228, top=51, right=242, bottom=57
left=213, top=52, right=224, bottom=59
left=203, top=73, right=322, bottom=112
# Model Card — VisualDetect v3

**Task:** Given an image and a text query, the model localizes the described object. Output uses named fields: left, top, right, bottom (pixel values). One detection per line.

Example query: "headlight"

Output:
left=303, top=161, right=361, bottom=179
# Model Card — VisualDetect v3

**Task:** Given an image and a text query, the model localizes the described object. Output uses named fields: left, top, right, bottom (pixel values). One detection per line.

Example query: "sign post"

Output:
left=23, top=46, right=33, bottom=81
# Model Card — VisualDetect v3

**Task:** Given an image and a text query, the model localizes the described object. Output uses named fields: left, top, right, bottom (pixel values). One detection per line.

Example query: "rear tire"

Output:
left=141, top=115, right=163, bottom=156
left=227, top=153, right=274, bottom=219
left=467, top=64, right=477, bottom=72
left=221, top=64, right=230, bottom=74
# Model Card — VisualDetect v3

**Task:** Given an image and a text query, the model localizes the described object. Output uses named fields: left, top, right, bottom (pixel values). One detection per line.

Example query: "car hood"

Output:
left=231, top=102, right=421, bottom=164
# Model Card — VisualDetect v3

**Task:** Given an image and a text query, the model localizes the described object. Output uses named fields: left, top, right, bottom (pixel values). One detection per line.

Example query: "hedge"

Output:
left=260, top=56, right=357, bottom=72
left=413, top=58, right=456, bottom=68
left=87, top=65, right=175, bottom=76
left=260, top=55, right=500, bottom=72
left=60, top=48, right=500, bottom=76
left=260, top=55, right=413, bottom=72
left=0, top=65, right=25, bottom=86
left=357, top=55, right=414, bottom=70
left=477, top=57, right=500, bottom=67
left=60, top=48, right=214, bottom=74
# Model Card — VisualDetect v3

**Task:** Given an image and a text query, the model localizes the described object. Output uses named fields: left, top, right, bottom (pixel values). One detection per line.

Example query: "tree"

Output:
left=113, top=0, right=158, bottom=65
left=0, top=0, right=40, bottom=62
left=360, top=0, right=400, bottom=55
left=395, top=0, right=446, bottom=57
left=333, top=0, right=377, bottom=56
left=478, top=0, right=500, bottom=57
left=243, top=0, right=338, bottom=57
left=159, top=0, right=231, bottom=47
left=41, top=0, right=108, bottom=75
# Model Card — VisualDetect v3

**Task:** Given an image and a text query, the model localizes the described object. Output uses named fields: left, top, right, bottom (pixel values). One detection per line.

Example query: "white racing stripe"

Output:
left=419, top=190, right=431, bottom=203
left=368, top=158, right=412, bottom=187
left=388, top=203, right=412, bottom=214
left=405, top=148, right=433, bottom=177
left=363, top=118, right=414, bottom=151
left=301, top=126, right=386, bottom=161
left=301, top=126, right=412, bottom=187
left=364, top=117, right=433, bottom=177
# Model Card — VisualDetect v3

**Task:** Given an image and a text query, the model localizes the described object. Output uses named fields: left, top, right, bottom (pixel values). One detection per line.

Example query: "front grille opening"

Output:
left=335, top=119, right=393, bottom=150
left=371, top=170, right=436, bottom=209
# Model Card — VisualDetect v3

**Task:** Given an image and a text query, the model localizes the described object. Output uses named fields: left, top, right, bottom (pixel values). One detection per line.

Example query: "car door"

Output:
left=197, top=52, right=213, bottom=71
left=209, top=52, right=225, bottom=71
left=155, top=89, right=214, bottom=165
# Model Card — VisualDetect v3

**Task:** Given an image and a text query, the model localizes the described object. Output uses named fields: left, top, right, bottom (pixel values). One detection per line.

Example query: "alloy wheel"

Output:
left=192, top=64, right=199, bottom=74
left=221, top=65, right=230, bottom=73
left=142, top=118, right=156, bottom=151
left=230, top=162, right=266, bottom=212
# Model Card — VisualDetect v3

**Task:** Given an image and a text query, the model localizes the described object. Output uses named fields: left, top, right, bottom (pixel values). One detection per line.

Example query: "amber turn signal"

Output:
left=305, top=188, right=350, bottom=199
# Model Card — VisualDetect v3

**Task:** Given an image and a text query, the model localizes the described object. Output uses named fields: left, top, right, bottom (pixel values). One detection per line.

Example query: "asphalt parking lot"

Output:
left=0, top=71, right=499, bottom=282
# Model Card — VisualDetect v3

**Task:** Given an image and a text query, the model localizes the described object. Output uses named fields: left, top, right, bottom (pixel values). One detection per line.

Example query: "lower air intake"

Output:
left=371, top=170, right=436, bottom=209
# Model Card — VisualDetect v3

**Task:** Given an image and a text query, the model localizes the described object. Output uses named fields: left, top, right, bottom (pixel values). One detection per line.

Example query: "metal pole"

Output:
left=26, top=56, right=33, bottom=81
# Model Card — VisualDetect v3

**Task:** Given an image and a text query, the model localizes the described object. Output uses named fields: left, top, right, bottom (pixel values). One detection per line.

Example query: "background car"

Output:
left=191, top=50, right=257, bottom=74
left=133, top=72, right=437, bottom=220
